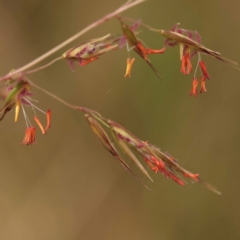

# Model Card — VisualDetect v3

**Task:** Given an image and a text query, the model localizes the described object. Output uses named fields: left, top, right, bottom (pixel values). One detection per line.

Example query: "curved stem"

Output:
left=27, top=78, right=82, bottom=110
left=0, top=0, right=145, bottom=83
left=27, top=78, right=109, bottom=125
left=25, top=57, right=63, bottom=75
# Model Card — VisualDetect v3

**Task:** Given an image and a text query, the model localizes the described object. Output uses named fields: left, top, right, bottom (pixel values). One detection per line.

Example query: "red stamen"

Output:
left=34, top=116, right=46, bottom=134
left=189, top=78, right=199, bottom=97
left=30, top=127, right=36, bottom=144
left=183, top=172, right=199, bottom=182
left=199, top=61, right=210, bottom=80
left=200, top=77, right=207, bottom=93
left=146, top=156, right=185, bottom=186
left=22, top=127, right=36, bottom=145
left=167, top=171, right=185, bottom=186
left=145, top=47, right=166, bottom=55
left=180, top=54, right=187, bottom=74
left=45, top=109, right=51, bottom=131
left=151, top=156, right=184, bottom=185
left=186, top=53, right=192, bottom=73
left=79, top=57, right=98, bottom=66
left=135, top=41, right=165, bottom=60
left=136, top=41, right=148, bottom=60
left=154, top=158, right=168, bottom=176
left=180, top=52, right=192, bottom=75
left=22, top=128, right=30, bottom=145
left=144, top=157, right=159, bottom=173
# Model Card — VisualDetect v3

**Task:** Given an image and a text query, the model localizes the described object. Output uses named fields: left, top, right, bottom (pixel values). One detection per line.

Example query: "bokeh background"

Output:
left=0, top=0, right=240, bottom=239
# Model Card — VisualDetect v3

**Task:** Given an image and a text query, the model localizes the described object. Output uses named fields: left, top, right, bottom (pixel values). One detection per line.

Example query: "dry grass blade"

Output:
left=116, top=138, right=153, bottom=182
left=160, top=30, right=239, bottom=69
left=85, top=114, right=150, bottom=189
left=199, top=181, right=221, bottom=195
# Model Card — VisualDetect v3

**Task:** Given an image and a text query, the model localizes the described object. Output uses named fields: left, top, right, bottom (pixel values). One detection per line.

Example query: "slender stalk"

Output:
left=27, top=78, right=82, bottom=110
left=25, top=57, right=63, bottom=75
left=0, top=0, right=145, bottom=82
left=26, top=78, right=109, bottom=126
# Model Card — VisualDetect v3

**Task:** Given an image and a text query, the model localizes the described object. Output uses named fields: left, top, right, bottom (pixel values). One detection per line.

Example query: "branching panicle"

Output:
left=1, top=0, right=237, bottom=195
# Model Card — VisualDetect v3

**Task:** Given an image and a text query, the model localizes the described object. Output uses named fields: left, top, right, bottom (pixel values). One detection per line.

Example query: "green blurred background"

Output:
left=0, top=0, right=240, bottom=239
